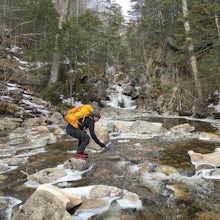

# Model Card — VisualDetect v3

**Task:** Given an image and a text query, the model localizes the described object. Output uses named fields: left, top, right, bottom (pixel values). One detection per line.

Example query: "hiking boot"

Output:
left=75, top=153, right=88, bottom=159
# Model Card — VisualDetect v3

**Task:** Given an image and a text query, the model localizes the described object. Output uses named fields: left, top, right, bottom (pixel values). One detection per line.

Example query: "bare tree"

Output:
left=182, top=0, right=204, bottom=103
left=215, top=14, right=220, bottom=40
left=49, top=0, right=74, bottom=84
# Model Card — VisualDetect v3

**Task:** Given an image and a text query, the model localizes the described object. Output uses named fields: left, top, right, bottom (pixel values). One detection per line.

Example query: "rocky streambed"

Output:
left=0, top=105, right=220, bottom=220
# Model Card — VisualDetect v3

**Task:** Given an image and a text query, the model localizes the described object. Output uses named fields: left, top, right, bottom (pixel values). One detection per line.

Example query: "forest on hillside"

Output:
left=0, top=0, right=220, bottom=117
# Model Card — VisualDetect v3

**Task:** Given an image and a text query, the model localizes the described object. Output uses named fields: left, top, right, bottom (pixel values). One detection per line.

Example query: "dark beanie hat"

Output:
left=92, top=110, right=101, bottom=118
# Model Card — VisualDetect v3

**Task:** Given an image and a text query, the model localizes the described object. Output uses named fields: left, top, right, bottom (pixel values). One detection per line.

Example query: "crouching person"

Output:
left=66, top=110, right=106, bottom=159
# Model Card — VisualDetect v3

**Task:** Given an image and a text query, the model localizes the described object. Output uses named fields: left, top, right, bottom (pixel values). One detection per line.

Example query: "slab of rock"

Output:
left=90, top=185, right=122, bottom=198
left=31, top=167, right=67, bottom=184
left=78, top=198, right=108, bottom=210
left=188, top=149, right=220, bottom=169
left=170, top=123, right=194, bottom=133
left=199, top=132, right=220, bottom=140
left=131, top=120, right=167, bottom=134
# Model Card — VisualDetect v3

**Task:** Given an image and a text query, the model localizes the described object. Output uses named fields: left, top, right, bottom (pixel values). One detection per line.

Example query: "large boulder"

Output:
left=88, top=122, right=110, bottom=149
left=130, top=120, right=167, bottom=135
left=12, top=184, right=82, bottom=220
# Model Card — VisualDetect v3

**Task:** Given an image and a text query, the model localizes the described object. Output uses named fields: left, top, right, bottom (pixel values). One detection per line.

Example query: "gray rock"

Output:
left=12, top=189, right=74, bottom=220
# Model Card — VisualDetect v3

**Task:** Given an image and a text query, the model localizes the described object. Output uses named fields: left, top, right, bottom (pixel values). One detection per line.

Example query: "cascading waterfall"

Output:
left=104, top=85, right=136, bottom=109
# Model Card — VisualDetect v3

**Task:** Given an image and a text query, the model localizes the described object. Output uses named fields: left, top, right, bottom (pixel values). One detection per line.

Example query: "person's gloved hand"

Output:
left=100, top=143, right=106, bottom=148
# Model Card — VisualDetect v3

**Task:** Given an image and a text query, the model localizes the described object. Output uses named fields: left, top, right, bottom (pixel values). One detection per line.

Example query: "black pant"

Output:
left=66, top=124, right=90, bottom=154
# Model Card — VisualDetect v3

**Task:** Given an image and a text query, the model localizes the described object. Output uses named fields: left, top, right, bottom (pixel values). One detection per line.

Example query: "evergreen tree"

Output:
left=98, top=0, right=125, bottom=66
left=0, top=0, right=58, bottom=60
left=62, top=9, right=103, bottom=69
left=129, top=0, right=220, bottom=93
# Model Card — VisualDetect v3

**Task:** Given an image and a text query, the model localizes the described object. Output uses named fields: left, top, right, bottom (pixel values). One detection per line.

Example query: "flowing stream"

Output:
left=1, top=115, right=220, bottom=220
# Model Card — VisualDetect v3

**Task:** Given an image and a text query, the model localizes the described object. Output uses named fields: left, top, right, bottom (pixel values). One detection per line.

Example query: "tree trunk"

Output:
left=182, top=0, right=204, bottom=103
left=49, top=0, right=73, bottom=84
left=214, top=14, right=220, bottom=40
left=49, top=33, right=61, bottom=84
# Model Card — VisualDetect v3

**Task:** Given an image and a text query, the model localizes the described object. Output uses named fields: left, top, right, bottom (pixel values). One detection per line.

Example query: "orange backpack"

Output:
left=65, top=104, right=94, bottom=128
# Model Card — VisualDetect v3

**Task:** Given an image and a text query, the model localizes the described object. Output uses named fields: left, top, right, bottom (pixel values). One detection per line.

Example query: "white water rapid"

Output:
left=104, top=85, right=136, bottom=109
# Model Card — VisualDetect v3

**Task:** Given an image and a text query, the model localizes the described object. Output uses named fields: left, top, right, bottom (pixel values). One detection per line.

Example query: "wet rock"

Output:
left=155, top=165, right=180, bottom=176
left=48, top=112, right=66, bottom=125
left=8, top=127, right=27, bottom=139
left=11, top=183, right=140, bottom=220
left=116, top=191, right=143, bottom=209
left=90, top=185, right=123, bottom=198
left=88, top=122, right=110, bottom=150
left=101, top=107, right=139, bottom=120
left=140, top=172, right=168, bottom=193
left=0, top=174, right=7, bottom=181
left=78, top=198, right=108, bottom=210
left=166, top=183, right=191, bottom=201
left=0, top=117, right=23, bottom=131
left=91, top=167, right=112, bottom=181
left=1, top=157, right=29, bottom=165
left=23, top=118, right=42, bottom=128
left=196, top=164, right=216, bottom=170
left=113, top=121, right=132, bottom=133
left=193, top=211, right=218, bottom=220
left=37, top=184, right=82, bottom=209
left=199, top=132, right=220, bottom=140
left=105, top=121, right=119, bottom=133
left=12, top=187, right=76, bottom=220
left=64, top=158, right=88, bottom=171
left=131, top=120, right=167, bottom=134
left=188, top=149, right=220, bottom=169
left=29, top=132, right=56, bottom=147
left=170, top=123, right=195, bottom=133
left=53, top=127, right=66, bottom=137
left=138, top=163, right=156, bottom=174
left=6, top=126, right=56, bottom=147
left=32, top=125, right=50, bottom=132
left=31, top=168, right=67, bottom=184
